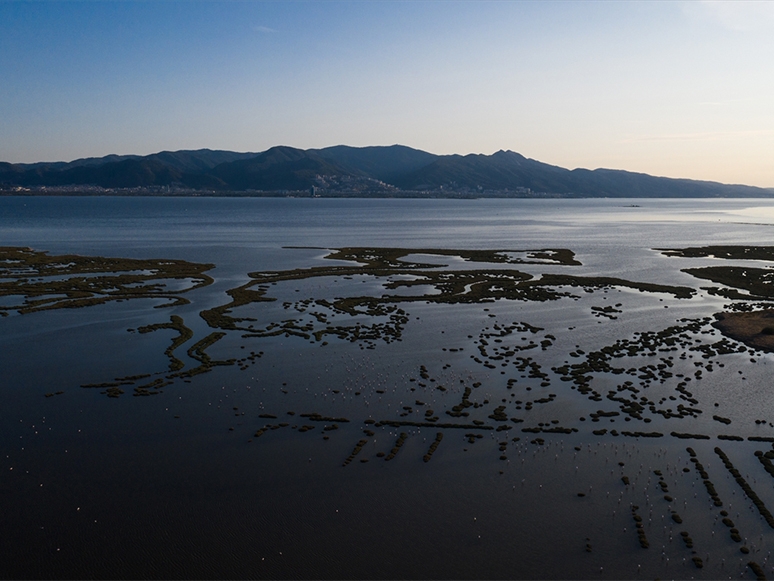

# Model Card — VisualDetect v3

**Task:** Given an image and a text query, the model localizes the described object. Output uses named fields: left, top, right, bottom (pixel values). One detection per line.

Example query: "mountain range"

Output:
left=1, top=145, right=771, bottom=198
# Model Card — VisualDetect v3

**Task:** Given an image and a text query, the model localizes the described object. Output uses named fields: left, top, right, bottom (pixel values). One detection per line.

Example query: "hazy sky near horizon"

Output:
left=1, top=1, right=773, bottom=187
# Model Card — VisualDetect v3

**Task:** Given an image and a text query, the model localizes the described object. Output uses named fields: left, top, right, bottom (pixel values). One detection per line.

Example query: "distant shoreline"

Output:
left=3, top=188, right=774, bottom=200
left=3, top=145, right=772, bottom=198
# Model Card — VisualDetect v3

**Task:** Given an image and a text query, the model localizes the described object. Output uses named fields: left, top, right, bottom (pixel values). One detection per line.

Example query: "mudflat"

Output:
left=714, top=309, right=774, bottom=352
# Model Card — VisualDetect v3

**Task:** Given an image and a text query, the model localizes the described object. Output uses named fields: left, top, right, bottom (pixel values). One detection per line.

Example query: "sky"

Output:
left=1, top=1, right=773, bottom=187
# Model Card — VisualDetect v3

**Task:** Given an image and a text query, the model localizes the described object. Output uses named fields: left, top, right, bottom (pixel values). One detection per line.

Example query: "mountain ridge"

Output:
left=1, top=145, right=771, bottom=198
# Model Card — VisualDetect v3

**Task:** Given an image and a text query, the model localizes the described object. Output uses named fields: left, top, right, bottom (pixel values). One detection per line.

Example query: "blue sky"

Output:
left=1, top=1, right=773, bottom=187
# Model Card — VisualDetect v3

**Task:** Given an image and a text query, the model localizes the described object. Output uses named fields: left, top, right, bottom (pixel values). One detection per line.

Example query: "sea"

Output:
left=3, top=196, right=774, bottom=579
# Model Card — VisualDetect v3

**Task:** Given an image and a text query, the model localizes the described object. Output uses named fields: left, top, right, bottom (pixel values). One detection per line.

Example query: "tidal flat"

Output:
left=6, top=197, right=774, bottom=579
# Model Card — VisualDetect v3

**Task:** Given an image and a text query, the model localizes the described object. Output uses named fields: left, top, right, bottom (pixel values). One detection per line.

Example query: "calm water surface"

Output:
left=3, top=196, right=774, bottom=579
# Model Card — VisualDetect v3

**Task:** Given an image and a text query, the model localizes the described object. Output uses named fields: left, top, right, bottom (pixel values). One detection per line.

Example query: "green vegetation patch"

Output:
left=138, top=315, right=194, bottom=371
left=0, top=246, right=213, bottom=315
left=684, top=266, right=774, bottom=300
left=659, top=245, right=774, bottom=262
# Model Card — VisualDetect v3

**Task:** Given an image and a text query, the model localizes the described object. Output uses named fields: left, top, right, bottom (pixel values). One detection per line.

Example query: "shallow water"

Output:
left=4, top=196, right=774, bottom=579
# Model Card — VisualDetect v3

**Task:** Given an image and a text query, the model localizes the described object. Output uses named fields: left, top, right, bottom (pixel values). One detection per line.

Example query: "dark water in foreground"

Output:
left=4, top=196, right=774, bottom=579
